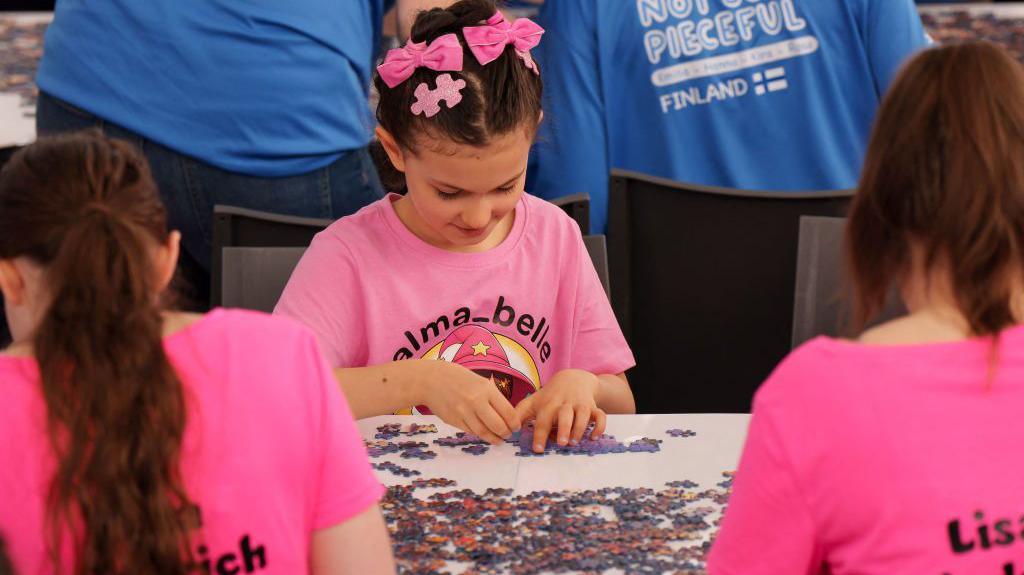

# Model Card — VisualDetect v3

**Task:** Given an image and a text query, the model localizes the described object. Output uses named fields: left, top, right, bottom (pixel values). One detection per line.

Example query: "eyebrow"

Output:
left=430, top=169, right=526, bottom=192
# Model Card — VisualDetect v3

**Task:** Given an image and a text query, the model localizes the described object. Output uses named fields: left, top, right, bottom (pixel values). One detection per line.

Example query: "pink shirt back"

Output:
left=275, top=194, right=634, bottom=410
left=0, top=309, right=383, bottom=574
left=709, top=328, right=1024, bottom=575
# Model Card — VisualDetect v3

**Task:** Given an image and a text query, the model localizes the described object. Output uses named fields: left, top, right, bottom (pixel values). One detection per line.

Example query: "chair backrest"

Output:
left=791, top=215, right=908, bottom=349
left=220, top=238, right=610, bottom=313
left=550, top=193, right=591, bottom=235
left=583, top=234, right=610, bottom=300
left=608, top=169, right=853, bottom=414
left=221, top=247, right=307, bottom=313
left=211, top=205, right=331, bottom=307
left=792, top=216, right=848, bottom=348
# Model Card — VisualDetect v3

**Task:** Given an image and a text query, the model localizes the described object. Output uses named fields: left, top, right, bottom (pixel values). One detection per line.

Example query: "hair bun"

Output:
left=410, top=0, right=497, bottom=43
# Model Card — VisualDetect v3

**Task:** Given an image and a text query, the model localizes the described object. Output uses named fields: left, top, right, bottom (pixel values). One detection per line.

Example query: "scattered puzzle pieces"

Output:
left=407, top=423, right=437, bottom=436
left=400, top=447, right=437, bottom=460
left=461, top=444, right=489, bottom=456
left=365, top=439, right=401, bottom=458
left=373, top=461, right=422, bottom=478
left=508, top=423, right=662, bottom=457
left=434, top=432, right=489, bottom=448
left=667, top=428, right=698, bottom=438
left=383, top=477, right=730, bottom=574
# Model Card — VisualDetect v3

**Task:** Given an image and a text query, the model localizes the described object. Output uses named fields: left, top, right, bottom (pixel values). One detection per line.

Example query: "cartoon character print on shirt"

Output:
left=397, top=325, right=541, bottom=415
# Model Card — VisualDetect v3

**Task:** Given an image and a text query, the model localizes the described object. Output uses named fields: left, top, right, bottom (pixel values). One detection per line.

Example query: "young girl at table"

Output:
left=709, top=41, right=1024, bottom=574
left=275, top=0, right=635, bottom=452
left=0, top=132, right=395, bottom=574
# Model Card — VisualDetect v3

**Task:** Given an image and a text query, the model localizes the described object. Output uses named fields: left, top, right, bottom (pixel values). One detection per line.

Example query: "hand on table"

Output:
left=423, top=361, right=521, bottom=445
left=514, top=369, right=607, bottom=453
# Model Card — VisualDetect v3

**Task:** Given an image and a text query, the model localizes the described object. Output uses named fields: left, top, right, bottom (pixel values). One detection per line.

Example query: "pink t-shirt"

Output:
left=709, top=329, right=1024, bottom=575
left=0, top=309, right=383, bottom=574
left=275, top=193, right=634, bottom=410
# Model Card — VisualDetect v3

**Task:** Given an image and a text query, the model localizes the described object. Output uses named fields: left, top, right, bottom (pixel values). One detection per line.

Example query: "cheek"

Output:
left=494, top=191, right=525, bottom=218
left=408, top=188, right=456, bottom=224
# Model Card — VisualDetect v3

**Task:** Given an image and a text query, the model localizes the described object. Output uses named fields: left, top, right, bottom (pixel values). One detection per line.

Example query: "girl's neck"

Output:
left=859, top=284, right=1024, bottom=346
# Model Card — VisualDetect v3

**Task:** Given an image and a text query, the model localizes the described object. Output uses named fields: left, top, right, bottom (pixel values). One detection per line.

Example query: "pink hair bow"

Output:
left=377, top=33, right=465, bottom=89
left=463, top=12, right=544, bottom=72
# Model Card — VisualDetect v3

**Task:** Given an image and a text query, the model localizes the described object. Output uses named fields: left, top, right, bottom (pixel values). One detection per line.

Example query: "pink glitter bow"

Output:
left=377, top=33, right=465, bottom=89
left=463, top=12, right=544, bottom=72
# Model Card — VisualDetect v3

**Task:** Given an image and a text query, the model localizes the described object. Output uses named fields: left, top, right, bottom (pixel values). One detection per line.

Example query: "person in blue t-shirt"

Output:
left=529, top=0, right=930, bottom=234
left=34, top=0, right=436, bottom=307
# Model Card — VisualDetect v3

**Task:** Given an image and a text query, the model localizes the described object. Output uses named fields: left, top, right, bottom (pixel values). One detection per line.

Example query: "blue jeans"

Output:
left=36, top=92, right=384, bottom=308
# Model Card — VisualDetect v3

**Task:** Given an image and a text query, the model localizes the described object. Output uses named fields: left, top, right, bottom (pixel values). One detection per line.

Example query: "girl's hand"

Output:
left=422, top=361, right=521, bottom=445
left=513, top=369, right=608, bottom=453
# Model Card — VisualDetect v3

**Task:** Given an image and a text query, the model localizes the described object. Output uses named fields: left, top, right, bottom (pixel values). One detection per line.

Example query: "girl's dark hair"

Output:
left=373, top=0, right=544, bottom=189
left=847, top=41, right=1024, bottom=338
left=0, top=534, right=14, bottom=575
left=0, top=131, right=196, bottom=574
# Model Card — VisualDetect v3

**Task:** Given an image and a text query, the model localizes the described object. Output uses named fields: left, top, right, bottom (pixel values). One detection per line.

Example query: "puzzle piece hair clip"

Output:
left=411, top=73, right=467, bottom=118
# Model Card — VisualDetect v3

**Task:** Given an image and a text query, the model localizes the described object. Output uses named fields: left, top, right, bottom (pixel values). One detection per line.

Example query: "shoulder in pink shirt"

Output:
left=275, top=193, right=634, bottom=410
left=0, top=309, right=383, bottom=574
left=709, top=327, right=1024, bottom=575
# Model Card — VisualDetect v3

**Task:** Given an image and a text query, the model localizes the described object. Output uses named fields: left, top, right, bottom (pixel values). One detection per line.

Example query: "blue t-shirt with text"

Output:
left=38, top=0, right=392, bottom=177
left=529, top=0, right=929, bottom=233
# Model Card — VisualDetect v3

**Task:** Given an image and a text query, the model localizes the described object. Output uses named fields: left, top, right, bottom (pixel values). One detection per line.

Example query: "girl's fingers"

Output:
left=463, top=412, right=505, bottom=445
left=570, top=405, right=592, bottom=445
left=556, top=404, right=574, bottom=446
left=591, top=407, right=608, bottom=438
left=489, top=392, right=522, bottom=433
left=476, top=399, right=513, bottom=442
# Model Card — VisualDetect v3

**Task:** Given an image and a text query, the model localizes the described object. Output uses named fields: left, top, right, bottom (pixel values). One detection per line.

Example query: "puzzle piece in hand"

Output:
left=509, top=422, right=661, bottom=457
left=411, top=73, right=467, bottom=118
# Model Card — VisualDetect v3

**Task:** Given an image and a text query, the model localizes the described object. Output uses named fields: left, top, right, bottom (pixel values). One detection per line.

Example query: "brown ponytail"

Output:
left=0, top=131, right=195, bottom=574
left=0, top=535, right=14, bottom=575
left=847, top=41, right=1024, bottom=337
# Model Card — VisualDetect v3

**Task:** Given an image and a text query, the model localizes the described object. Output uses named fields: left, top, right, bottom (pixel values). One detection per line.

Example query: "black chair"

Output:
left=550, top=193, right=590, bottom=235
left=607, top=170, right=853, bottom=414
left=221, top=247, right=307, bottom=313
left=210, top=205, right=332, bottom=307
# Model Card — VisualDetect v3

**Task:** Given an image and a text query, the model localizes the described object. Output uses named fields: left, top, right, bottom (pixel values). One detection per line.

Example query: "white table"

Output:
left=358, top=414, right=750, bottom=574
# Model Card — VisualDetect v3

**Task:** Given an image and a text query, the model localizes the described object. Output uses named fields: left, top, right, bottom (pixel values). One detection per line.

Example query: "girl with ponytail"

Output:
left=0, top=131, right=395, bottom=574
left=709, top=42, right=1024, bottom=574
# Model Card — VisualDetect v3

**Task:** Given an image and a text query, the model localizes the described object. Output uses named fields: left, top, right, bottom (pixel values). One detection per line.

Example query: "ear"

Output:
left=376, top=126, right=407, bottom=173
left=0, top=259, right=26, bottom=307
left=154, top=231, right=181, bottom=293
